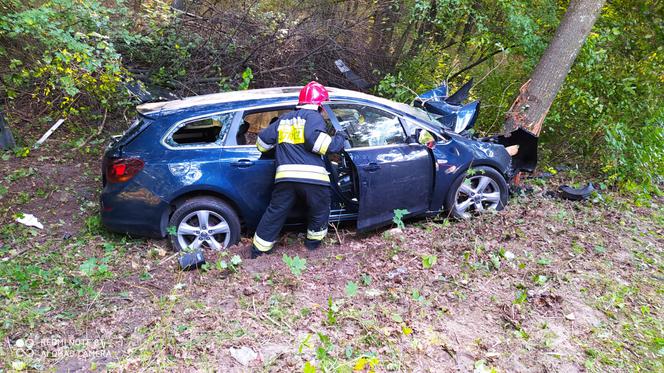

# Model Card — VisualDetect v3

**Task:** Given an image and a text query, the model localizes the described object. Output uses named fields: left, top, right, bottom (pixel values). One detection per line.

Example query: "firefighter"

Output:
left=251, top=81, right=346, bottom=258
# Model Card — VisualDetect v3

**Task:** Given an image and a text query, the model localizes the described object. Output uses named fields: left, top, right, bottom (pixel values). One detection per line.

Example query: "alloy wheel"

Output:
left=176, top=209, right=231, bottom=250
left=454, top=175, right=502, bottom=219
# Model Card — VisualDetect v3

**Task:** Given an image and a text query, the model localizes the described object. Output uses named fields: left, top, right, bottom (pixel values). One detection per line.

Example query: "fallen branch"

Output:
left=328, top=222, right=343, bottom=245
left=448, top=47, right=511, bottom=81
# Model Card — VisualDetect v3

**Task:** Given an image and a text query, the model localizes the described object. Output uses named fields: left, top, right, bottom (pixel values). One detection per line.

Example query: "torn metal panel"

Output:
left=483, top=128, right=539, bottom=173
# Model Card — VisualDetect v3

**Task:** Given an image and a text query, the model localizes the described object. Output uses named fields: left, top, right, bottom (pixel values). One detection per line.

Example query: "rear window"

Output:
left=165, top=113, right=234, bottom=148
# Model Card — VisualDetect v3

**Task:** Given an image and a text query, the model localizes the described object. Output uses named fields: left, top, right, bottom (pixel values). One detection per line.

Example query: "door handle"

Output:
left=231, top=159, right=254, bottom=168
left=363, top=162, right=380, bottom=172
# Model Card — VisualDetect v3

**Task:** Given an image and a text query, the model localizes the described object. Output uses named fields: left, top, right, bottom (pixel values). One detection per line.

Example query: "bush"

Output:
left=0, top=0, right=141, bottom=121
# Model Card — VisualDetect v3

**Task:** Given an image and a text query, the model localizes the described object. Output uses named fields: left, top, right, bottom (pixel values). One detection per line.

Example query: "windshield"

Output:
left=391, top=102, right=444, bottom=127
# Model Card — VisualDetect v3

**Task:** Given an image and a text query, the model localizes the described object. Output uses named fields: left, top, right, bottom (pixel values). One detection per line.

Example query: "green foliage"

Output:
left=237, top=67, right=253, bottom=90
left=392, top=208, right=409, bottom=229
left=542, top=0, right=664, bottom=195
left=216, top=252, right=243, bottom=273
left=325, top=296, right=338, bottom=325
left=79, top=257, right=111, bottom=280
left=282, top=253, right=306, bottom=278
left=345, top=281, right=358, bottom=297
left=513, top=287, right=528, bottom=305
left=422, top=254, right=437, bottom=269
left=0, top=0, right=139, bottom=119
left=303, top=361, right=316, bottom=373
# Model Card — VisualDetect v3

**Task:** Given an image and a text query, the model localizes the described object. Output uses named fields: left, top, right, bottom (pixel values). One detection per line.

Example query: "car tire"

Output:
left=168, top=196, right=241, bottom=251
left=444, top=166, right=508, bottom=219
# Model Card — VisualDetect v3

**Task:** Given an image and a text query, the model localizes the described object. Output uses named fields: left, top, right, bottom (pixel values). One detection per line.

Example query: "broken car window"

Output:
left=329, top=104, right=405, bottom=148
left=167, top=113, right=233, bottom=147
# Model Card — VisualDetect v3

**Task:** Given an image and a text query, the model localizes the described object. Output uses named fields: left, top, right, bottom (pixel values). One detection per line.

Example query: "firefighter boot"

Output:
left=251, top=246, right=266, bottom=259
left=304, top=238, right=321, bottom=251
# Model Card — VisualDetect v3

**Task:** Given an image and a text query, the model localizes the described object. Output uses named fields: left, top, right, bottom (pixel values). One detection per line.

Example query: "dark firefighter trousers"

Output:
left=252, top=182, right=331, bottom=253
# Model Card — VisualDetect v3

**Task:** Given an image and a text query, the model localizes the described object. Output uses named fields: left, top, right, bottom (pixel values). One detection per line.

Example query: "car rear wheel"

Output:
left=444, top=166, right=508, bottom=219
left=168, top=197, right=241, bottom=251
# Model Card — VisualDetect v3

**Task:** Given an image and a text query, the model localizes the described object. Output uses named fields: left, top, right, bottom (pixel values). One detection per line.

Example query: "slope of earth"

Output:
left=0, top=143, right=662, bottom=372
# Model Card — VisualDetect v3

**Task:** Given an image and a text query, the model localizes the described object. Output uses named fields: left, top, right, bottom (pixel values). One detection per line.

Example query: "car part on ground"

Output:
left=168, top=197, right=241, bottom=251
left=0, top=109, right=16, bottom=150
left=559, top=183, right=595, bottom=201
left=178, top=250, right=206, bottom=271
left=444, top=166, right=509, bottom=219
left=334, top=59, right=373, bottom=90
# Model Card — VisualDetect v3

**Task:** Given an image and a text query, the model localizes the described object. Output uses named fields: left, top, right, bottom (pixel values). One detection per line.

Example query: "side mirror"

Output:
left=406, top=134, right=419, bottom=144
left=406, top=128, right=422, bottom=144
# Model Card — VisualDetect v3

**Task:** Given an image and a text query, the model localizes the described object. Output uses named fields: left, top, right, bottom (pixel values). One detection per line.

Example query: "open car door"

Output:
left=325, top=103, right=434, bottom=232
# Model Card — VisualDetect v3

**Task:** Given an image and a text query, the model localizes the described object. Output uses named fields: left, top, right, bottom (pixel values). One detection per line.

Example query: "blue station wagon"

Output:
left=101, top=86, right=533, bottom=251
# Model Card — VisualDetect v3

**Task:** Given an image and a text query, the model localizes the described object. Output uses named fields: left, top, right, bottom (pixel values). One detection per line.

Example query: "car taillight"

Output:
left=106, top=158, right=144, bottom=183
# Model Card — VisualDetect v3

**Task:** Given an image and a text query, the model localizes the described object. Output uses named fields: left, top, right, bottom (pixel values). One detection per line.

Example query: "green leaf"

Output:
left=392, top=208, right=409, bottom=229
left=283, top=254, right=306, bottom=277
left=230, top=255, right=242, bottom=266
left=514, top=289, right=528, bottom=304
left=537, top=257, right=552, bottom=266
left=490, top=254, right=501, bottom=270
left=303, top=361, right=316, bottom=373
left=411, top=289, right=424, bottom=302
left=326, top=297, right=337, bottom=325
left=345, top=281, right=358, bottom=297
left=79, top=258, right=97, bottom=276
left=533, top=274, right=548, bottom=285
left=422, top=254, right=437, bottom=269
left=361, top=273, right=372, bottom=286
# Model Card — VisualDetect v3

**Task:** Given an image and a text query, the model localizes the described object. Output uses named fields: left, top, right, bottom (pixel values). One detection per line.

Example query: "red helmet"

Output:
left=298, top=81, right=329, bottom=106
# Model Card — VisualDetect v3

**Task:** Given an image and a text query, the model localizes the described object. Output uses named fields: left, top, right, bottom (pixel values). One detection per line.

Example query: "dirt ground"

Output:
left=0, top=141, right=662, bottom=372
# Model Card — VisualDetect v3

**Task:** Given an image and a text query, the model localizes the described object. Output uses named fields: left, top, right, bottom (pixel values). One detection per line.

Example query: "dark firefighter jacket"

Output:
left=256, top=108, right=345, bottom=186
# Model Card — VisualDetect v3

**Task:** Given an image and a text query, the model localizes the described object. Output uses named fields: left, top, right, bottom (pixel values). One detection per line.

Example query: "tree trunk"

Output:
left=504, top=0, right=605, bottom=136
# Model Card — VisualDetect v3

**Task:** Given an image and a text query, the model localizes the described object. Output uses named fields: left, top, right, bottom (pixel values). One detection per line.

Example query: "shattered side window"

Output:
left=166, top=112, right=233, bottom=148
left=330, top=104, right=405, bottom=148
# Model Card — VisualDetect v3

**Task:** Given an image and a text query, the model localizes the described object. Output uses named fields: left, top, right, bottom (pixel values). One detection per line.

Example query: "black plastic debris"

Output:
left=0, top=109, right=16, bottom=150
left=510, top=184, right=535, bottom=196
left=533, top=172, right=555, bottom=180
left=334, top=59, right=372, bottom=90
left=179, top=250, right=206, bottom=271
left=124, top=80, right=181, bottom=103
left=559, top=183, right=595, bottom=201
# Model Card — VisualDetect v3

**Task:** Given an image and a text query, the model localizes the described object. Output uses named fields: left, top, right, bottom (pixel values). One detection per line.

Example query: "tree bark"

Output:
left=504, top=0, right=606, bottom=136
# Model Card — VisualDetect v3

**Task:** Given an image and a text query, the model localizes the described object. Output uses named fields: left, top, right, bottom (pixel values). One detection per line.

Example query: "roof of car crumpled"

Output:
left=136, top=86, right=394, bottom=115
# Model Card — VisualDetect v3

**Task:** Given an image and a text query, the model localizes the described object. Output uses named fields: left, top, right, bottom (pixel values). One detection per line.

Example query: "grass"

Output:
left=0, top=157, right=662, bottom=371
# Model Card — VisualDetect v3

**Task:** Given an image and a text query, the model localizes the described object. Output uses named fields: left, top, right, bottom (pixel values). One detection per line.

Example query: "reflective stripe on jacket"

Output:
left=257, top=109, right=345, bottom=186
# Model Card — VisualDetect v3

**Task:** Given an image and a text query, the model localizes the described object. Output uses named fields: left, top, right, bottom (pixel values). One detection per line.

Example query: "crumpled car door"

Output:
left=347, top=144, right=434, bottom=231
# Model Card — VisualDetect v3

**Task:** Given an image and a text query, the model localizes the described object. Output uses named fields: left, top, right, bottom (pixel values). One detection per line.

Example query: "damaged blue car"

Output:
left=101, top=85, right=535, bottom=250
